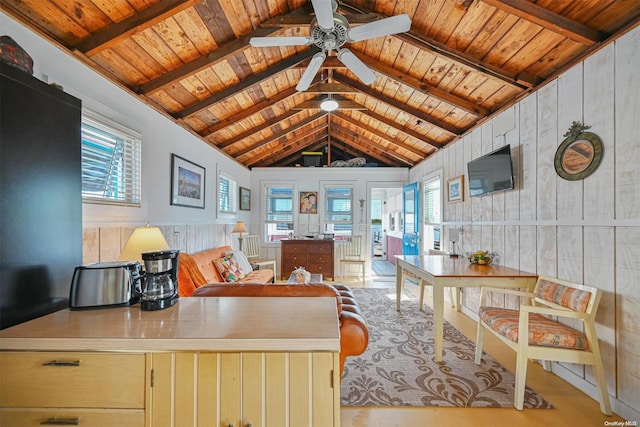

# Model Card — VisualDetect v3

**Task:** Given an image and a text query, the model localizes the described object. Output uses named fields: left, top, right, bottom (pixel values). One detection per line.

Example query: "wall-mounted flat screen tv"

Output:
left=467, top=145, right=514, bottom=197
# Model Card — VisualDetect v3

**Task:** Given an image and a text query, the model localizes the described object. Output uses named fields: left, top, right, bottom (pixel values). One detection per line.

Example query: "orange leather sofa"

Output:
left=177, top=245, right=274, bottom=297
left=192, top=281, right=369, bottom=377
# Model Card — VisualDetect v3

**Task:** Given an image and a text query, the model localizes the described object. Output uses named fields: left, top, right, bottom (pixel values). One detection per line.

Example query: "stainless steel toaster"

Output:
left=69, top=261, right=141, bottom=309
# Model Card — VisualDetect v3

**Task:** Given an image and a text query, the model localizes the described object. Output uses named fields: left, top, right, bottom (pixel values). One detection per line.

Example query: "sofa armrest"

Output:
left=339, top=310, right=369, bottom=373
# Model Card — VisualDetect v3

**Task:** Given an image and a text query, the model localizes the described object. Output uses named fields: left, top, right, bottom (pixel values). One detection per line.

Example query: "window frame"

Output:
left=323, top=184, right=353, bottom=239
left=80, top=110, right=141, bottom=206
left=264, top=183, right=295, bottom=242
left=217, top=171, right=237, bottom=217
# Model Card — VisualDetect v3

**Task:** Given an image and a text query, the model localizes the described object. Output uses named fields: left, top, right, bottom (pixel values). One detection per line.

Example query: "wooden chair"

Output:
left=241, top=235, right=276, bottom=281
left=474, top=276, right=611, bottom=415
left=340, top=235, right=365, bottom=285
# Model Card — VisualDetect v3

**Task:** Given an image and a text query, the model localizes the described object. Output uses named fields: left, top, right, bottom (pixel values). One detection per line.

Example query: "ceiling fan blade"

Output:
left=296, top=52, right=326, bottom=91
left=337, top=49, right=376, bottom=85
left=250, top=36, right=312, bottom=47
left=311, top=0, right=335, bottom=31
left=347, top=14, right=412, bottom=42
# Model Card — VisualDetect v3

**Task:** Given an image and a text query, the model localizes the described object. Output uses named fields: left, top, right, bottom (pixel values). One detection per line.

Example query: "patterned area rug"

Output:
left=340, top=288, right=552, bottom=408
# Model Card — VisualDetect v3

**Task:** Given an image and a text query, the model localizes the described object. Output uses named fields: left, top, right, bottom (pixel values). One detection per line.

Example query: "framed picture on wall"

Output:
left=447, top=175, right=464, bottom=203
left=299, top=191, right=318, bottom=214
left=170, top=154, right=205, bottom=208
left=239, top=187, right=251, bottom=211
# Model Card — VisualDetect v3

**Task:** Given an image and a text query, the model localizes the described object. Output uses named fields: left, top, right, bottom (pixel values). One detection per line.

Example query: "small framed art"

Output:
left=447, top=175, right=464, bottom=203
left=170, top=154, right=205, bottom=209
left=239, top=186, right=251, bottom=211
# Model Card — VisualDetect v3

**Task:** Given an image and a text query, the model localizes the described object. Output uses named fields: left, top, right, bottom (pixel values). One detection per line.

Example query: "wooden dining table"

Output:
left=395, top=255, right=537, bottom=362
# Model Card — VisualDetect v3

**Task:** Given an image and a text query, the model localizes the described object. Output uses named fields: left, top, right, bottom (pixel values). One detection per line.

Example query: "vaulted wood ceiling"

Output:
left=2, top=0, right=639, bottom=168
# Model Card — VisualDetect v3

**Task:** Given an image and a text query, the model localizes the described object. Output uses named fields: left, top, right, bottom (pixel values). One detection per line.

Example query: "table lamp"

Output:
left=232, top=220, right=248, bottom=251
left=118, top=224, right=170, bottom=262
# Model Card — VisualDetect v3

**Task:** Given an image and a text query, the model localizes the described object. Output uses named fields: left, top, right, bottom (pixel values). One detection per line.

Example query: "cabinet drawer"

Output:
left=283, top=253, right=307, bottom=264
left=0, top=352, right=145, bottom=409
left=0, top=408, right=144, bottom=427
left=309, top=242, right=333, bottom=254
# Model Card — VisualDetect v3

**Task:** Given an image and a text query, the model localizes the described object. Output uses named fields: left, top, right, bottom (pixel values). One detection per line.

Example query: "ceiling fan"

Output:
left=250, top=0, right=411, bottom=91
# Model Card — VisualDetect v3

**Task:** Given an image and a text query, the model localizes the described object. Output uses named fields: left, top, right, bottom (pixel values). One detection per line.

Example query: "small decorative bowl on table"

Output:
left=466, top=251, right=495, bottom=265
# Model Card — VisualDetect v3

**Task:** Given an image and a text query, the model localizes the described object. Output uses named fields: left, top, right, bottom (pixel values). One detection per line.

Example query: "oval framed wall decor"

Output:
left=554, top=121, right=604, bottom=181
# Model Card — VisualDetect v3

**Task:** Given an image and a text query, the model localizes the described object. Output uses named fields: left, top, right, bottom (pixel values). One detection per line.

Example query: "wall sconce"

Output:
left=232, top=220, right=248, bottom=251
left=118, top=224, right=170, bottom=262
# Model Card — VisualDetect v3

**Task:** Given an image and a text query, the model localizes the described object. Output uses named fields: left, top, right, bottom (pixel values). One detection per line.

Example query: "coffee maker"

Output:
left=137, top=249, right=179, bottom=311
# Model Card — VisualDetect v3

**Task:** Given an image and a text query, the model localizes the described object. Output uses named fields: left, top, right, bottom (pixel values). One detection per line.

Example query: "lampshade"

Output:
left=320, top=97, right=339, bottom=112
left=118, top=226, right=170, bottom=262
left=232, top=220, right=248, bottom=234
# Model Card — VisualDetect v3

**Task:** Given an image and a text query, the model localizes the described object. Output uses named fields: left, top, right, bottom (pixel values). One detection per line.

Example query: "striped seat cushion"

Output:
left=478, top=307, right=590, bottom=350
left=535, top=279, right=592, bottom=313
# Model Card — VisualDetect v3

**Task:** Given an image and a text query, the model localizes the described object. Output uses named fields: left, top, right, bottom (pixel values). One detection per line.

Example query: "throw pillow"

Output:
left=224, top=250, right=253, bottom=274
left=213, top=255, right=246, bottom=282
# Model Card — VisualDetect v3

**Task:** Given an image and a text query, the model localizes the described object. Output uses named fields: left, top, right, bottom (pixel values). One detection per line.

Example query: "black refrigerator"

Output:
left=1, top=63, right=82, bottom=329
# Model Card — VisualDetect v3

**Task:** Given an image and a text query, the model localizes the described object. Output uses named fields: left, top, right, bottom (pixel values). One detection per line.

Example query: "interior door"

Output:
left=402, top=182, right=420, bottom=255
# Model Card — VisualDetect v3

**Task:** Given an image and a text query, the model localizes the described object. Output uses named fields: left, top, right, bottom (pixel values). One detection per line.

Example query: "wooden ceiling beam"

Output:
left=352, top=53, right=491, bottom=117
left=72, top=0, right=199, bottom=56
left=245, top=124, right=329, bottom=167
left=339, top=0, right=535, bottom=89
left=215, top=109, right=303, bottom=149
left=200, top=86, right=299, bottom=137
left=232, top=112, right=327, bottom=158
left=333, top=75, right=462, bottom=136
left=329, top=128, right=409, bottom=167
left=256, top=132, right=329, bottom=167
left=333, top=112, right=428, bottom=158
left=481, top=0, right=601, bottom=45
left=345, top=103, right=444, bottom=151
left=138, top=27, right=281, bottom=94
left=330, top=122, right=415, bottom=165
left=175, top=48, right=320, bottom=119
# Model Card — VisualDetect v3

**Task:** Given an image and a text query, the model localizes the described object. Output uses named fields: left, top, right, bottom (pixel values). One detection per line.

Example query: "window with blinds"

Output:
left=265, top=186, right=294, bottom=241
left=81, top=112, right=141, bottom=206
left=218, top=173, right=237, bottom=214
left=423, top=176, right=442, bottom=250
left=324, top=186, right=353, bottom=237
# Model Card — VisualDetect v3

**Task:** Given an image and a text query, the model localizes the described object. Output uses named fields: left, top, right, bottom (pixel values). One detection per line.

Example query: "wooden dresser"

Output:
left=281, top=239, right=335, bottom=280
left=0, top=297, right=341, bottom=427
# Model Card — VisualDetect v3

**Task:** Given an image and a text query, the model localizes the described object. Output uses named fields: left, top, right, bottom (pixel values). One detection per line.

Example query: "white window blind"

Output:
left=81, top=112, right=141, bottom=206
left=265, top=186, right=294, bottom=241
left=424, top=178, right=441, bottom=224
left=324, top=186, right=353, bottom=237
left=218, top=173, right=237, bottom=214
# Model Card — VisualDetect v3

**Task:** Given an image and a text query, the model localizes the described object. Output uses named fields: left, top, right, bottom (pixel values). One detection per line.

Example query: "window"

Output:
left=81, top=112, right=141, bottom=205
left=218, top=172, right=237, bottom=215
left=265, top=185, right=294, bottom=241
left=324, top=186, right=353, bottom=238
left=423, top=176, right=442, bottom=251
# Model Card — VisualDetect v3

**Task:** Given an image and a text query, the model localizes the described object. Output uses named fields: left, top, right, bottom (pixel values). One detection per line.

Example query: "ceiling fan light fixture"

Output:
left=320, top=97, right=339, bottom=112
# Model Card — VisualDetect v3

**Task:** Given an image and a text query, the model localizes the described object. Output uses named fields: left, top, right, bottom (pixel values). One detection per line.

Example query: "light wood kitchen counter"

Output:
left=0, top=296, right=341, bottom=353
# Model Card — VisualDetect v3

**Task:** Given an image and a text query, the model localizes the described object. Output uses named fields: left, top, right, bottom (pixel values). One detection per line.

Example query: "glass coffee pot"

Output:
left=136, top=249, right=179, bottom=311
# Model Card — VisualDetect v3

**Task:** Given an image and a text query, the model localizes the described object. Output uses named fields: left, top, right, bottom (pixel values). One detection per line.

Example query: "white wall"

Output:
left=410, top=26, right=640, bottom=421
left=249, top=167, right=409, bottom=266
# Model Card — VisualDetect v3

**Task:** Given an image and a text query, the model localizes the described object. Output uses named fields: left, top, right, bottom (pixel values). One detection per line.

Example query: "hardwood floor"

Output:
left=335, top=273, right=623, bottom=427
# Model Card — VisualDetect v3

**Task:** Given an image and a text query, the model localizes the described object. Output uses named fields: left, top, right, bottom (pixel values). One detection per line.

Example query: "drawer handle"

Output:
left=40, top=418, right=80, bottom=425
left=42, top=360, right=81, bottom=367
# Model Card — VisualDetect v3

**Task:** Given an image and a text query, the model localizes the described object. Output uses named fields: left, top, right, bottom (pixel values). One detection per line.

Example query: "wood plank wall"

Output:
left=410, top=27, right=640, bottom=419
left=82, top=224, right=234, bottom=265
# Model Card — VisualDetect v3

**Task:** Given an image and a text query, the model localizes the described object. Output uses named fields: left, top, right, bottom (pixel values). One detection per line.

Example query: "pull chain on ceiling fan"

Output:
left=250, top=0, right=411, bottom=91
